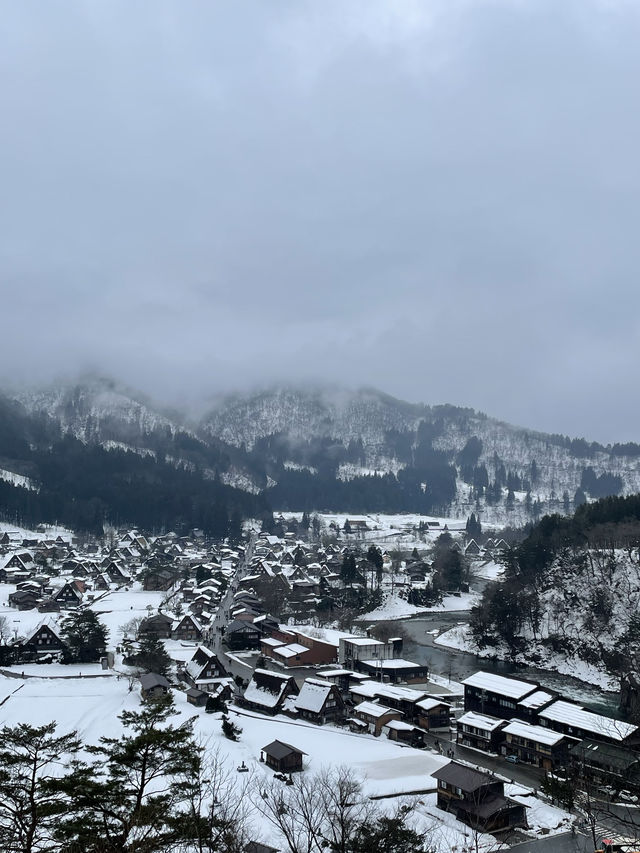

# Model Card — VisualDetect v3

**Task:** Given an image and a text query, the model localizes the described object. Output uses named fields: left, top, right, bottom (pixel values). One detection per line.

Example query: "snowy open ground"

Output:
left=0, top=520, right=73, bottom=540
left=0, top=672, right=572, bottom=851
left=276, top=511, right=469, bottom=542
left=361, top=591, right=480, bottom=620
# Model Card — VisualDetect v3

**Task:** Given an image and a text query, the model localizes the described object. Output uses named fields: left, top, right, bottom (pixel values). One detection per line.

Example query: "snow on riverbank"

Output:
left=360, top=591, right=479, bottom=620
left=435, top=624, right=619, bottom=691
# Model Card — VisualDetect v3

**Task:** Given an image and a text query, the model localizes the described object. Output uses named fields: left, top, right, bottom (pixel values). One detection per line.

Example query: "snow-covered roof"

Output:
left=185, top=660, right=202, bottom=680
left=416, top=697, right=451, bottom=712
left=350, top=682, right=427, bottom=703
left=24, top=619, right=61, bottom=645
left=360, top=658, right=420, bottom=669
left=502, top=720, right=568, bottom=747
left=457, top=711, right=506, bottom=732
left=383, top=720, right=415, bottom=732
left=517, top=689, right=555, bottom=710
left=344, top=637, right=384, bottom=646
left=319, top=668, right=360, bottom=678
left=261, top=637, right=285, bottom=649
left=294, top=680, right=333, bottom=713
left=295, top=629, right=338, bottom=647
left=462, top=671, right=537, bottom=700
left=539, top=700, right=638, bottom=742
left=273, top=643, right=308, bottom=659
left=243, top=681, right=283, bottom=708
left=354, top=701, right=400, bottom=719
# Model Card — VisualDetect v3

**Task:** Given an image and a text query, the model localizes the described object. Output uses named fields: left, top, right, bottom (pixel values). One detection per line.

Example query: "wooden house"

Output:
left=415, top=697, right=452, bottom=731
left=456, top=711, right=507, bottom=753
left=182, top=646, right=229, bottom=692
left=139, top=673, right=171, bottom=700
left=292, top=678, right=344, bottom=725
left=243, top=669, right=299, bottom=715
left=260, top=740, right=305, bottom=773
left=225, top=619, right=261, bottom=651
left=171, top=614, right=203, bottom=641
left=52, top=582, right=83, bottom=608
left=8, top=589, right=40, bottom=610
left=186, top=687, right=208, bottom=707
left=432, top=762, right=528, bottom=832
left=352, top=701, right=403, bottom=736
left=138, top=612, right=174, bottom=639
left=21, top=622, right=67, bottom=657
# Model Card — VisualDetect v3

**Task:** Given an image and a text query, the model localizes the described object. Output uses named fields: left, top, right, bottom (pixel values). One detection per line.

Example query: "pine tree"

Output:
left=366, top=545, right=383, bottom=571
left=53, top=697, right=199, bottom=852
left=340, top=552, right=357, bottom=587
left=60, top=609, right=108, bottom=664
left=131, top=634, right=172, bottom=677
left=221, top=715, right=242, bottom=741
left=0, top=722, right=81, bottom=853
left=349, top=806, right=428, bottom=852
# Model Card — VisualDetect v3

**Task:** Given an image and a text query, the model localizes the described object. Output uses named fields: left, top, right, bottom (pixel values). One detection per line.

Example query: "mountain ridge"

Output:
left=2, top=376, right=640, bottom=530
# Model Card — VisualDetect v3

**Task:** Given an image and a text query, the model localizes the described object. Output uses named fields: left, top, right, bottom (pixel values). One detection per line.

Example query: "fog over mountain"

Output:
left=2, top=1, right=640, bottom=443
left=2, top=375, right=639, bottom=535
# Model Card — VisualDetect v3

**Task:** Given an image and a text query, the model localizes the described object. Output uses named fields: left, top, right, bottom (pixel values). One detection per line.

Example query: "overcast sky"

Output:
left=2, top=1, right=640, bottom=443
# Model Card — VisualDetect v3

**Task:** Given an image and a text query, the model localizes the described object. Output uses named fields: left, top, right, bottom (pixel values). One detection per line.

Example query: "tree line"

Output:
left=470, top=494, right=640, bottom=676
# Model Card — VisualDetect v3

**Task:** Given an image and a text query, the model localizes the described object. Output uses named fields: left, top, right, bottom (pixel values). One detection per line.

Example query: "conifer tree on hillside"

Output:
left=0, top=722, right=81, bottom=853
left=60, top=610, right=108, bottom=664
left=340, top=552, right=357, bottom=586
left=130, top=634, right=172, bottom=677
left=53, top=697, right=200, bottom=852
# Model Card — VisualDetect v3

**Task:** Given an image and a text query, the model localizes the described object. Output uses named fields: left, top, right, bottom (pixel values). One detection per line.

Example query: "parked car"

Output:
left=616, top=790, right=639, bottom=804
left=505, top=754, right=519, bottom=764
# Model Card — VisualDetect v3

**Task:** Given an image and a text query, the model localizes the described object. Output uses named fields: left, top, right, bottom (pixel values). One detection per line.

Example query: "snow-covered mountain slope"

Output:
left=6, top=379, right=640, bottom=524
left=201, top=387, right=427, bottom=451
left=202, top=386, right=640, bottom=511
left=15, top=377, right=179, bottom=444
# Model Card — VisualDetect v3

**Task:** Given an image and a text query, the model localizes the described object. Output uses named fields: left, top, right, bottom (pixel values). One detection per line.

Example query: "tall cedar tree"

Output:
left=366, top=545, right=383, bottom=571
left=0, top=723, right=81, bottom=853
left=52, top=696, right=200, bottom=853
left=131, top=634, right=172, bottom=677
left=60, top=609, right=108, bottom=663
left=340, top=552, right=357, bottom=586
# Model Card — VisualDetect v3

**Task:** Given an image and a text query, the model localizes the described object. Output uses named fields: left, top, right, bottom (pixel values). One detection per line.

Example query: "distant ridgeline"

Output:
left=0, top=381, right=640, bottom=533
left=470, top=494, right=640, bottom=684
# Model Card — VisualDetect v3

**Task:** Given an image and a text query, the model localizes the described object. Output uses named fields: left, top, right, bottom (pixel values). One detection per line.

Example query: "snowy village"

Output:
left=1, top=511, right=639, bottom=852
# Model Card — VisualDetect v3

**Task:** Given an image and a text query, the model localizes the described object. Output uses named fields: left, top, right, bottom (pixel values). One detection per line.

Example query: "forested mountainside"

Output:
left=201, top=386, right=640, bottom=520
left=470, top=495, right=640, bottom=685
left=0, top=392, right=267, bottom=536
left=3, top=378, right=640, bottom=531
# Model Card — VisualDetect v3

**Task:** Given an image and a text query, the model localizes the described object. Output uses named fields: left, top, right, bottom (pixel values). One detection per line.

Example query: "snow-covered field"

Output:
left=0, top=671, right=572, bottom=852
left=0, top=582, right=169, bottom=650
left=0, top=520, right=73, bottom=540
left=361, top=591, right=479, bottom=621
left=90, top=585, right=169, bottom=645
left=276, top=511, right=468, bottom=542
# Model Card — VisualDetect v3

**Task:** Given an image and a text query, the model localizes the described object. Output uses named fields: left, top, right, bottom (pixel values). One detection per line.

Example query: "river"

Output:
left=373, top=610, right=621, bottom=717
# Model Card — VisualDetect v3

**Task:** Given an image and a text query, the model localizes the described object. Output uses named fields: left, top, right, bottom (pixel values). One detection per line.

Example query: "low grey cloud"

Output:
left=1, top=0, right=639, bottom=443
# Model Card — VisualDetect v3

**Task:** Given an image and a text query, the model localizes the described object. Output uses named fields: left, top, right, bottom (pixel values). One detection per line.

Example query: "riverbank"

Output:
left=375, top=610, right=621, bottom=716
left=435, top=623, right=619, bottom=692
left=360, top=591, right=479, bottom=620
